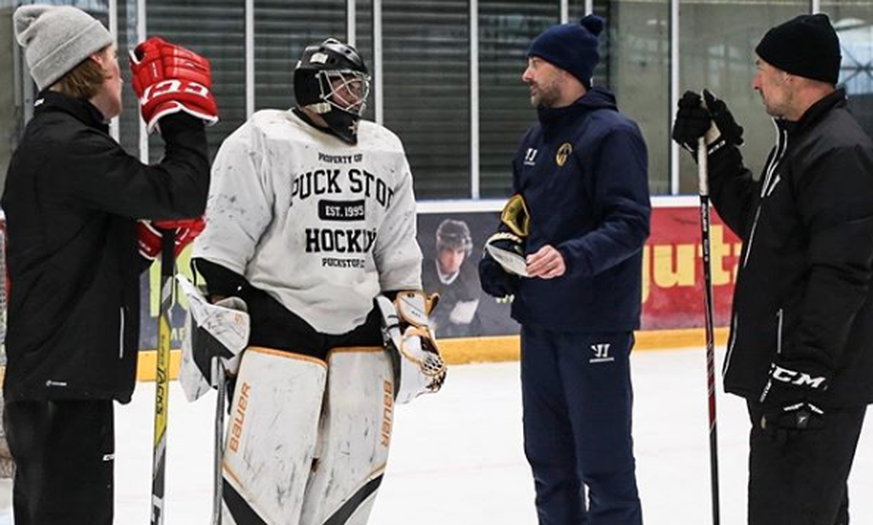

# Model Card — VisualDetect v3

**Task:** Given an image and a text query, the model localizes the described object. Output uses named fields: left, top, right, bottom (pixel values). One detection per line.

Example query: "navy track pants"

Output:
left=521, top=326, right=643, bottom=525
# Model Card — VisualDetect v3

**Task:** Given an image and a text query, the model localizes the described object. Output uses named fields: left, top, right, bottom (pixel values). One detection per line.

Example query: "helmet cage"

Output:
left=312, top=69, right=371, bottom=117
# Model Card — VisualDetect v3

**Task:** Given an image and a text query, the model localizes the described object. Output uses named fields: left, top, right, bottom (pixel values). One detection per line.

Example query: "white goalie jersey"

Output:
left=193, top=110, right=423, bottom=334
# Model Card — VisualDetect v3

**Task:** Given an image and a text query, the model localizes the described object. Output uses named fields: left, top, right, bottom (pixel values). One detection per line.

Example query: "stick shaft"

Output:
left=213, top=363, right=226, bottom=525
left=151, top=233, right=174, bottom=525
left=699, top=138, right=721, bottom=525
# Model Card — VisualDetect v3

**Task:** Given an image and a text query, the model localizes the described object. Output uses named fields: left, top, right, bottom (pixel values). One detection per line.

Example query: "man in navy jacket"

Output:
left=480, top=15, right=650, bottom=525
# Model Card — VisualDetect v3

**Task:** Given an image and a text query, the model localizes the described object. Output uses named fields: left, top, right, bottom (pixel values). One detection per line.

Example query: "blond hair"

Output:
left=51, top=46, right=110, bottom=100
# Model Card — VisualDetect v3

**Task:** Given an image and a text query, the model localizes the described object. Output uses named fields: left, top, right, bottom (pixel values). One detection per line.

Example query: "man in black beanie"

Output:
left=673, top=13, right=873, bottom=525
left=480, top=14, right=650, bottom=525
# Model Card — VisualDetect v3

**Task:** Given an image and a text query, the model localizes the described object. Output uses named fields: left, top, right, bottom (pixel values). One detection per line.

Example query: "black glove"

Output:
left=479, top=253, right=519, bottom=299
left=703, top=89, right=744, bottom=150
left=672, top=91, right=711, bottom=153
left=759, top=358, right=831, bottom=443
left=671, top=90, right=744, bottom=157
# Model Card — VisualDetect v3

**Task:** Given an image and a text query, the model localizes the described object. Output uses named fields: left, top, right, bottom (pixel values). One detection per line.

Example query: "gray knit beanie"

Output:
left=14, top=5, right=113, bottom=91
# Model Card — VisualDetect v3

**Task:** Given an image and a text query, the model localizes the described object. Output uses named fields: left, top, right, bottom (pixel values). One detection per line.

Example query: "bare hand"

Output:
left=526, top=245, right=566, bottom=279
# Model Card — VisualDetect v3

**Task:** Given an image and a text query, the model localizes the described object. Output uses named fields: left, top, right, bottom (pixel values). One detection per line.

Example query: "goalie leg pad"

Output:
left=300, top=347, right=395, bottom=525
left=221, top=347, right=327, bottom=525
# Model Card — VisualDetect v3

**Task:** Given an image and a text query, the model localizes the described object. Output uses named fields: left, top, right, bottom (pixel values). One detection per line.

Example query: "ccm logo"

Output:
left=142, top=79, right=208, bottom=102
left=770, top=364, right=827, bottom=389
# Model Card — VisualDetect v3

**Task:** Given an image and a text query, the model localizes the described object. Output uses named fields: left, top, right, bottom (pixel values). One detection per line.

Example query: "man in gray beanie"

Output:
left=14, top=4, right=113, bottom=91
left=673, top=13, right=873, bottom=525
left=3, top=5, right=217, bottom=524
left=480, top=14, right=650, bottom=525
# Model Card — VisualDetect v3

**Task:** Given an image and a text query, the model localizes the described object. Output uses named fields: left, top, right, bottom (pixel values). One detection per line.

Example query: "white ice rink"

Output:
left=112, top=347, right=873, bottom=525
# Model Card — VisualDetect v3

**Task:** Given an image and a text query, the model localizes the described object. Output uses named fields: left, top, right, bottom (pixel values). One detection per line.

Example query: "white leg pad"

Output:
left=300, top=347, right=395, bottom=525
left=221, top=347, right=327, bottom=525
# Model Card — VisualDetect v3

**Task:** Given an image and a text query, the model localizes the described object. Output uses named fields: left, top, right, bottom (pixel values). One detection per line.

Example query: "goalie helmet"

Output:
left=436, top=219, right=473, bottom=257
left=294, top=38, right=371, bottom=144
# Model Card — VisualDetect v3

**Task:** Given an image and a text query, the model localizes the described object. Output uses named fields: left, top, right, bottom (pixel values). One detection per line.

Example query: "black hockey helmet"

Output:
left=294, top=38, right=371, bottom=144
left=436, top=219, right=473, bottom=257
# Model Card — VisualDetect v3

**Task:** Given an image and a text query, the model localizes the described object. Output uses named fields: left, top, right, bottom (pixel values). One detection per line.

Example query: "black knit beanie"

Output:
left=755, top=13, right=841, bottom=85
left=528, top=15, right=604, bottom=87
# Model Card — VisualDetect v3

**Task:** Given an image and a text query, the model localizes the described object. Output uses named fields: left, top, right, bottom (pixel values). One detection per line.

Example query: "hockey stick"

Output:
left=151, top=232, right=175, bottom=525
left=213, top=361, right=227, bottom=525
left=698, top=138, right=721, bottom=525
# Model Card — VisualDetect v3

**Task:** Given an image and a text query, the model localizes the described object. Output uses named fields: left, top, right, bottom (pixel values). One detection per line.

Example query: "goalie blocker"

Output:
left=176, top=276, right=250, bottom=402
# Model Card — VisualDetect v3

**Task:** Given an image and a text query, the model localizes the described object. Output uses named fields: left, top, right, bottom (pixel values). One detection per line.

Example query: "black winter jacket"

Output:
left=2, top=91, right=210, bottom=403
left=710, top=89, right=873, bottom=408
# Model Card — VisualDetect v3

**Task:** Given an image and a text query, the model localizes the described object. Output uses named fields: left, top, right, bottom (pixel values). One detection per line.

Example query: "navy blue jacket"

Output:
left=510, top=87, right=651, bottom=332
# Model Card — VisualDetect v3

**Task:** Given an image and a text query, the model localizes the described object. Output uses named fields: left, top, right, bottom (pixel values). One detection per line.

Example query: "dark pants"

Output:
left=747, top=401, right=866, bottom=525
left=4, top=399, right=114, bottom=525
left=521, top=327, right=642, bottom=525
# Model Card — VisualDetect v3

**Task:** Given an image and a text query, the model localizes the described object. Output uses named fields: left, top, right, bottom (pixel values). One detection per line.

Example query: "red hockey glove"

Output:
left=137, top=217, right=206, bottom=260
left=129, top=37, right=218, bottom=133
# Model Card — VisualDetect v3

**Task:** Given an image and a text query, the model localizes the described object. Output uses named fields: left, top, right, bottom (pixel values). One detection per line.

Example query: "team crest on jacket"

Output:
left=556, top=143, right=573, bottom=167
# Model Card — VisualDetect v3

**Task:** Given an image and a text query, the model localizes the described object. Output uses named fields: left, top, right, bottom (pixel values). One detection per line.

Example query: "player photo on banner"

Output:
left=418, top=211, right=519, bottom=339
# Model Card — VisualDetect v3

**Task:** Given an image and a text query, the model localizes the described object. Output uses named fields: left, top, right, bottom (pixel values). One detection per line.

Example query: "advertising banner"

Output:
left=134, top=201, right=742, bottom=349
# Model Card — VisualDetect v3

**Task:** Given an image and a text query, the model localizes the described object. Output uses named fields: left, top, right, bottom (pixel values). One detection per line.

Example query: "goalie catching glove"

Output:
left=129, top=37, right=218, bottom=133
left=484, top=231, right=527, bottom=278
left=486, top=193, right=530, bottom=277
left=480, top=193, right=529, bottom=297
left=176, top=275, right=250, bottom=402
left=377, top=291, right=446, bottom=404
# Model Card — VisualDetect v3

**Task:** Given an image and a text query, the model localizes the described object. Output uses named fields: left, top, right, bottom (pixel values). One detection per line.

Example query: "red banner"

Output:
left=642, top=205, right=741, bottom=330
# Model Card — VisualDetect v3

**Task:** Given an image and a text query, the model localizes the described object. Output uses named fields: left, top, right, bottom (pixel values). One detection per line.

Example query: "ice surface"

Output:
left=112, top=347, right=873, bottom=525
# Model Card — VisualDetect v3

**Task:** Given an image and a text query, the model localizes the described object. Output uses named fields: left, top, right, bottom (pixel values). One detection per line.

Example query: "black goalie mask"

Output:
left=294, top=38, right=371, bottom=144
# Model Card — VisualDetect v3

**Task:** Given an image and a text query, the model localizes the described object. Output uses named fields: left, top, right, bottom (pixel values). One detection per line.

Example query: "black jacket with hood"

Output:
left=709, top=89, right=873, bottom=408
left=2, top=91, right=210, bottom=403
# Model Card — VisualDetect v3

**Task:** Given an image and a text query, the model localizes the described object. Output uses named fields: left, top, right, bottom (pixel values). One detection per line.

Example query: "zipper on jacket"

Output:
left=743, top=122, right=789, bottom=270
left=722, top=314, right=739, bottom=378
left=119, top=307, right=125, bottom=359
left=742, top=207, right=762, bottom=268
left=776, top=308, right=784, bottom=356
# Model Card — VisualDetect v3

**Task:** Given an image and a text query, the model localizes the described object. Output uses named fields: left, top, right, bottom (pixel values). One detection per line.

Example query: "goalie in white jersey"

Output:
left=191, top=38, right=445, bottom=525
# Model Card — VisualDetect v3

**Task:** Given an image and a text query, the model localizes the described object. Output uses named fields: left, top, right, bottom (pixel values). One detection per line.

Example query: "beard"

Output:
left=529, top=79, right=562, bottom=108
